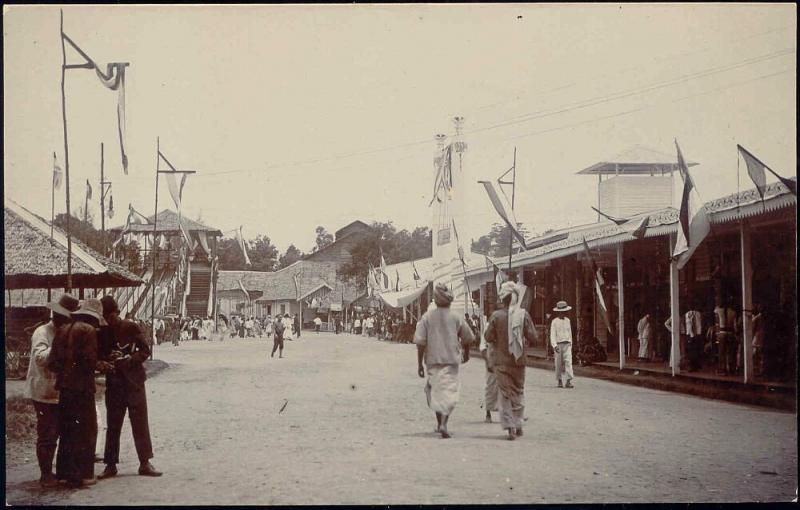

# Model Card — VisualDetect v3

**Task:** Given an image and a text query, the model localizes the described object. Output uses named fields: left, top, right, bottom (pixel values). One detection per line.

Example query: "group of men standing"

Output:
left=25, top=293, right=161, bottom=489
left=414, top=281, right=577, bottom=441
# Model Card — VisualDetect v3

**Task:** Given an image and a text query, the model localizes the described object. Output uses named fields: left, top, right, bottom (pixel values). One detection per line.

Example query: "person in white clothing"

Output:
left=685, top=305, right=704, bottom=372
left=313, top=316, right=323, bottom=333
left=25, top=293, right=80, bottom=487
left=637, top=313, right=653, bottom=360
left=550, top=300, right=574, bottom=388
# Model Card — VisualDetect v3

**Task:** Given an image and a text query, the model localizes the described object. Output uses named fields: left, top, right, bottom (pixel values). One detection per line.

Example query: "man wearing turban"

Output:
left=484, top=281, right=537, bottom=440
left=414, top=283, right=475, bottom=438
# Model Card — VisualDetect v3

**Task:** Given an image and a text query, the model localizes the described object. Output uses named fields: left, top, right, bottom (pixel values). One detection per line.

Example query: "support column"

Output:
left=575, top=258, right=583, bottom=352
left=616, top=243, right=626, bottom=370
left=479, top=283, right=486, bottom=335
left=669, top=234, right=681, bottom=376
left=740, top=221, right=754, bottom=383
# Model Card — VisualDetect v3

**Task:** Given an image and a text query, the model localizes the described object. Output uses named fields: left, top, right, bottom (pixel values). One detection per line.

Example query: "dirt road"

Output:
left=5, top=332, right=797, bottom=504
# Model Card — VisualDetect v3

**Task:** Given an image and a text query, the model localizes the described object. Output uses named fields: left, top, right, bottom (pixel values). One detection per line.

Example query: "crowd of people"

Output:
left=635, top=295, right=793, bottom=380
left=25, top=294, right=162, bottom=489
left=349, top=311, right=420, bottom=343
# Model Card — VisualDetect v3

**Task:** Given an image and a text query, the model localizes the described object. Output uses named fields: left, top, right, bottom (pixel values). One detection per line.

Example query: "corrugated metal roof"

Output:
left=576, top=145, right=698, bottom=175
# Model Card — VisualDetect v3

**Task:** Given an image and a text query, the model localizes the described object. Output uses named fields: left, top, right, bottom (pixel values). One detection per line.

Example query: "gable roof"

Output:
left=110, top=209, right=222, bottom=236
left=4, top=198, right=143, bottom=290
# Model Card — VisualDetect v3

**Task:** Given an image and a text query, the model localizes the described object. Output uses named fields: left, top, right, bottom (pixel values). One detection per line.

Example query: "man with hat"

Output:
left=550, top=300, right=575, bottom=389
left=97, top=295, right=162, bottom=478
left=47, top=298, right=105, bottom=488
left=414, top=283, right=475, bottom=439
left=25, top=293, right=79, bottom=487
left=484, top=281, right=537, bottom=440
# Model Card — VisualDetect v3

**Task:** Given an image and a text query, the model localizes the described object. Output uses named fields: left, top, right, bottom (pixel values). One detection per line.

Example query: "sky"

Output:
left=4, top=4, right=796, bottom=254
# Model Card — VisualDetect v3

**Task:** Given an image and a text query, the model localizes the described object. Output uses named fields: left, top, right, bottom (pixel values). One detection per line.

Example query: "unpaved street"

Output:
left=5, top=332, right=797, bottom=505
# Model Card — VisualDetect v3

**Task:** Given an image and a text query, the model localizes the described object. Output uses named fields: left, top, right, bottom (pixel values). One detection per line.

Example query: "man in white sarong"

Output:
left=414, top=284, right=475, bottom=439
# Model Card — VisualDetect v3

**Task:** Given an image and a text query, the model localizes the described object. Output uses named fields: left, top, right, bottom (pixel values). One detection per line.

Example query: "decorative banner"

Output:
left=107, top=194, right=114, bottom=219
left=237, top=226, right=251, bottom=266
left=430, top=144, right=453, bottom=206
left=93, top=63, right=128, bottom=173
left=238, top=279, right=250, bottom=303
left=582, top=238, right=613, bottom=335
left=479, top=180, right=528, bottom=249
left=672, top=140, right=710, bottom=270
left=737, top=144, right=796, bottom=198
left=53, top=154, right=63, bottom=190
left=85, top=179, right=93, bottom=200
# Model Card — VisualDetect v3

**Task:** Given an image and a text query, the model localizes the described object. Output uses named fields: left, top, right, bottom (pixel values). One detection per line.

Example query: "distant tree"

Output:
left=312, top=226, right=334, bottom=252
left=53, top=211, right=142, bottom=274
left=336, top=222, right=431, bottom=288
left=278, top=244, right=304, bottom=269
left=217, top=234, right=279, bottom=272
left=470, top=222, right=531, bottom=258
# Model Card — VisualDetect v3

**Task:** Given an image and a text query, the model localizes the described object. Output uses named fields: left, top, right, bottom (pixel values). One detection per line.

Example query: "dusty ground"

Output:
left=5, top=332, right=797, bottom=505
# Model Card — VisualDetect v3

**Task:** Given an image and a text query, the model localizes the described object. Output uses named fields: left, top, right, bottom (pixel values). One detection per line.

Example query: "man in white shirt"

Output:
left=685, top=303, right=703, bottom=372
left=25, top=293, right=80, bottom=487
left=365, top=316, right=375, bottom=337
left=353, top=317, right=362, bottom=335
left=313, top=316, right=322, bottom=333
left=478, top=314, right=499, bottom=422
left=550, top=300, right=574, bottom=388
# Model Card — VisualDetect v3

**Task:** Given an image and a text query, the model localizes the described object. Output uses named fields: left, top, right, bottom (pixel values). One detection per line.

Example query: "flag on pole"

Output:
left=53, top=155, right=63, bottom=190
left=159, top=233, right=169, bottom=250
left=107, top=194, right=114, bottom=218
left=429, top=144, right=453, bottom=206
left=479, top=180, right=528, bottom=249
left=412, top=260, right=421, bottom=281
left=379, top=250, right=390, bottom=290
left=367, top=263, right=380, bottom=297
left=451, top=219, right=466, bottom=264
left=237, top=279, right=250, bottom=303
left=236, top=226, right=251, bottom=266
left=293, top=273, right=301, bottom=300
left=61, top=30, right=129, bottom=173
left=673, top=141, right=711, bottom=270
left=485, top=255, right=508, bottom=292
left=85, top=179, right=93, bottom=200
left=395, top=268, right=401, bottom=292
left=737, top=144, right=796, bottom=199
left=582, top=238, right=614, bottom=334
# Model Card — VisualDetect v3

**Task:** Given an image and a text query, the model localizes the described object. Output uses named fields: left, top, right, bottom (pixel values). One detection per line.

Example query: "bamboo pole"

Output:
left=150, top=137, right=160, bottom=359
left=60, top=10, right=73, bottom=292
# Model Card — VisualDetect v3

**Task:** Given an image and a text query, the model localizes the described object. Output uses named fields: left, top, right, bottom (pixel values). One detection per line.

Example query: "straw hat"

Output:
left=553, top=300, right=572, bottom=312
left=47, top=293, right=80, bottom=318
left=72, top=298, right=107, bottom=325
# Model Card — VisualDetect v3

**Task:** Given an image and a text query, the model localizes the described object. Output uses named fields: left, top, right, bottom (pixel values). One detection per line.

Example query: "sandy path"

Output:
left=5, top=332, right=797, bottom=504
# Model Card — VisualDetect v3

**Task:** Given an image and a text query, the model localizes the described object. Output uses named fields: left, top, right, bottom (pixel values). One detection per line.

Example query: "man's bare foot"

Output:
left=440, top=429, right=451, bottom=439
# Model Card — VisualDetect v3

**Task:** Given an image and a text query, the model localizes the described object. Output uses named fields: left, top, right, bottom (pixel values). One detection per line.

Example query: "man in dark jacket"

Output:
left=47, top=298, right=103, bottom=487
left=97, top=296, right=162, bottom=479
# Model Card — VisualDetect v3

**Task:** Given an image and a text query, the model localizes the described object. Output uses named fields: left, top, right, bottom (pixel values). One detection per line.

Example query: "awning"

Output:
left=378, top=283, right=428, bottom=309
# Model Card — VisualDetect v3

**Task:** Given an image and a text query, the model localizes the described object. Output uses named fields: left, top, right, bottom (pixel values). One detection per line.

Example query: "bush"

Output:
left=5, top=396, right=37, bottom=441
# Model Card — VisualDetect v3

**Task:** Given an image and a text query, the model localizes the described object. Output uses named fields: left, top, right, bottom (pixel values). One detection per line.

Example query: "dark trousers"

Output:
left=717, top=332, right=736, bottom=374
left=272, top=336, right=284, bottom=356
left=55, top=390, right=97, bottom=483
left=687, top=336, right=703, bottom=370
left=33, top=401, right=60, bottom=476
left=103, top=385, right=154, bottom=465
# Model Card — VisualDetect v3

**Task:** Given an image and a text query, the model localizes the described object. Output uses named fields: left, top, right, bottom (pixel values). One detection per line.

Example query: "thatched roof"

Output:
left=4, top=198, right=143, bottom=290
left=110, top=209, right=222, bottom=236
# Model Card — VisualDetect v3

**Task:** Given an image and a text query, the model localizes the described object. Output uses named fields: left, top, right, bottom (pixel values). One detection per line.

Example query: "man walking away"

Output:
left=47, top=298, right=103, bottom=488
left=26, top=294, right=80, bottom=487
left=272, top=315, right=286, bottom=358
left=550, top=300, right=575, bottom=389
left=414, top=284, right=475, bottom=439
left=485, top=282, right=537, bottom=440
left=478, top=313, right=499, bottom=423
left=98, top=296, right=162, bottom=479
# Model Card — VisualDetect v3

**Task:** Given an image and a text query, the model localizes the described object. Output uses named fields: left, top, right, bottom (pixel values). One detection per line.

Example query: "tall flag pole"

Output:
left=497, top=147, right=517, bottom=272
left=737, top=144, right=796, bottom=201
left=672, top=140, right=711, bottom=270
left=452, top=219, right=476, bottom=316
left=59, top=10, right=130, bottom=289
